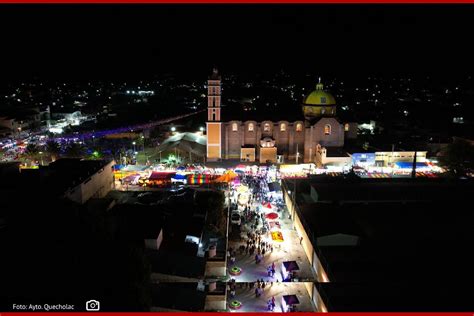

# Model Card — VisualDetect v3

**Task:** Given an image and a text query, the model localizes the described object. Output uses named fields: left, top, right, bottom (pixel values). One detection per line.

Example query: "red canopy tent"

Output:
left=262, top=202, right=273, bottom=209
left=265, top=212, right=279, bottom=220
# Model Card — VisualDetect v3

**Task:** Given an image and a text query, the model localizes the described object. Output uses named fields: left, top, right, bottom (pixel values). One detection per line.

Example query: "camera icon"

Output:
left=86, top=300, right=100, bottom=311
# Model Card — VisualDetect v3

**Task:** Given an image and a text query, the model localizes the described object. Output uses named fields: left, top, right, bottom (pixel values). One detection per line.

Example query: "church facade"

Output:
left=206, top=69, right=357, bottom=165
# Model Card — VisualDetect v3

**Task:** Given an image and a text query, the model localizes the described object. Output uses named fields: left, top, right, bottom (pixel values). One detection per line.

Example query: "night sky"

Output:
left=1, top=4, right=474, bottom=81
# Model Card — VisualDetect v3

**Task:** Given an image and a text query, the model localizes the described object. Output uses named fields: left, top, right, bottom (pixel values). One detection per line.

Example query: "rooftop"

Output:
left=283, top=177, right=474, bottom=310
left=320, top=282, right=474, bottom=312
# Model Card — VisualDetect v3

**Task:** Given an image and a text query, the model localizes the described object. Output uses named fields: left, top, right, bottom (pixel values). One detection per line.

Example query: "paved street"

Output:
left=227, top=283, right=316, bottom=312
left=228, top=206, right=316, bottom=282
left=227, top=169, right=316, bottom=312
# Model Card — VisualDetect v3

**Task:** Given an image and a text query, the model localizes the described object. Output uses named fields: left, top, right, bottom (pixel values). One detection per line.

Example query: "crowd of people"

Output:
left=227, top=170, right=287, bottom=312
left=228, top=170, right=285, bottom=267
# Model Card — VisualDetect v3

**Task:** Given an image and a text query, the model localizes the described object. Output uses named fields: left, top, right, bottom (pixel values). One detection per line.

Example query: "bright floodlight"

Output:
left=171, top=126, right=176, bottom=132
left=199, top=126, right=205, bottom=131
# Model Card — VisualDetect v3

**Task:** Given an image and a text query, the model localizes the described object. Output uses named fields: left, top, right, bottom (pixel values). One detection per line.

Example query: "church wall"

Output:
left=303, top=126, right=313, bottom=163
left=243, top=121, right=258, bottom=146
left=275, top=121, right=290, bottom=156
left=345, top=122, right=358, bottom=139
left=261, top=120, right=274, bottom=138
left=220, top=118, right=347, bottom=163
left=293, top=120, right=306, bottom=161
left=226, top=121, right=242, bottom=159
left=313, top=117, right=344, bottom=147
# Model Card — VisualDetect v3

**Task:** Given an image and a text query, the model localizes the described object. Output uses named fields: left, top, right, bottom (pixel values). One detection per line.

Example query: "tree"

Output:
left=439, top=138, right=474, bottom=176
left=64, top=142, right=85, bottom=158
left=24, top=143, right=39, bottom=161
left=196, top=190, right=226, bottom=235
left=45, top=140, right=61, bottom=162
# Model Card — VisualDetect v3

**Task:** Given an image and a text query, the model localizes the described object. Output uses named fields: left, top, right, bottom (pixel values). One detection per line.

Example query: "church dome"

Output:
left=303, top=81, right=336, bottom=106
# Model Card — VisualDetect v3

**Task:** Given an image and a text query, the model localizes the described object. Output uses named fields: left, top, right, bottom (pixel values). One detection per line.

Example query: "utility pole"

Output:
left=411, top=151, right=417, bottom=179
left=391, top=144, right=395, bottom=167
left=296, top=143, right=299, bottom=164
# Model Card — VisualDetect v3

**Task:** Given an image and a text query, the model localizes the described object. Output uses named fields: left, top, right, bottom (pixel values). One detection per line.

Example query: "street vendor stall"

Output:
left=281, top=261, right=300, bottom=282
left=214, top=170, right=238, bottom=183
left=262, top=202, right=273, bottom=210
left=281, top=294, right=300, bottom=312
left=187, top=173, right=214, bottom=185
left=141, top=171, right=176, bottom=187
left=171, top=173, right=188, bottom=184
left=265, top=212, right=279, bottom=220
left=279, top=163, right=316, bottom=178
left=268, top=221, right=281, bottom=230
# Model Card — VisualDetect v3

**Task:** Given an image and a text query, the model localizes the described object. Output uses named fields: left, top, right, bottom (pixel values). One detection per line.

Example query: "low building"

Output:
left=47, top=159, right=115, bottom=204
left=0, top=107, right=41, bottom=130
left=282, top=177, right=474, bottom=311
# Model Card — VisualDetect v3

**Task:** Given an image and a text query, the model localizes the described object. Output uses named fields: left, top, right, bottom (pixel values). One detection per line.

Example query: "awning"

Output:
left=262, top=202, right=273, bottom=209
left=394, top=162, right=429, bottom=169
left=265, top=212, right=279, bottom=220
left=282, top=261, right=300, bottom=272
left=149, top=171, right=175, bottom=180
left=283, top=295, right=300, bottom=305
left=268, top=221, right=281, bottom=230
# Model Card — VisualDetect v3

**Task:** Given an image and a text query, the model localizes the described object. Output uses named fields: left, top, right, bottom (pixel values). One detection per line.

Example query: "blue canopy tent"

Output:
left=113, top=164, right=126, bottom=171
left=394, top=162, right=429, bottom=169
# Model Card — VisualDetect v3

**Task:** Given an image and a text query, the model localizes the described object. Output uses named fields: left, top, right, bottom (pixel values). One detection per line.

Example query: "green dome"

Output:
left=303, top=82, right=336, bottom=106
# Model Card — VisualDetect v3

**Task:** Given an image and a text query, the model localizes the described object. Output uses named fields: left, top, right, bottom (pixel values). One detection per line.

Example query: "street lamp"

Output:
left=39, top=151, right=43, bottom=166
left=171, top=126, right=176, bottom=132
left=132, top=141, right=136, bottom=152
left=199, top=126, right=204, bottom=132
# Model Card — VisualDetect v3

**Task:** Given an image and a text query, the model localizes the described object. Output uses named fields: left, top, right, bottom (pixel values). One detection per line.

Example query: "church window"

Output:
left=344, top=123, right=350, bottom=132
left=324, top=124, right=331, bottom=135
left=248, top=123, right=254, bottom=132
left=280, top=123, right=286, bottom=132
left=296, top=123, right=303, bottom=132
left=264, top=123, right=271, bottom=132
left=321, top=97, right=327, bottom=104
left=232, top=123, right=238, bottom=132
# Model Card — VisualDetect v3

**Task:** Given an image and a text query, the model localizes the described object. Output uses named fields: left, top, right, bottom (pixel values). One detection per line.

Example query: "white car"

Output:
left=230, top=211, right=241, bottom=225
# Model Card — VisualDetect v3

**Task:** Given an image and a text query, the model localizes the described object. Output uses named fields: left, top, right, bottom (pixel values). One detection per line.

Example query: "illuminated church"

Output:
left=206, top=69, right=357, bottom=165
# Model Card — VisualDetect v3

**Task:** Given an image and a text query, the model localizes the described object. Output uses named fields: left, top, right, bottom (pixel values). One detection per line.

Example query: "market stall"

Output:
left=281, top=261, right=300, bottom=282
left=281, top=294, right=300, bottom=312
left=139, top=171, right=176, bottom=187
left=187, top=173, right=215, bottom=185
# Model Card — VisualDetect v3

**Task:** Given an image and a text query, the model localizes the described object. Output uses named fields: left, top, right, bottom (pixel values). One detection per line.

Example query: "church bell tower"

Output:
left=206, top=68, right=222, bottom=161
